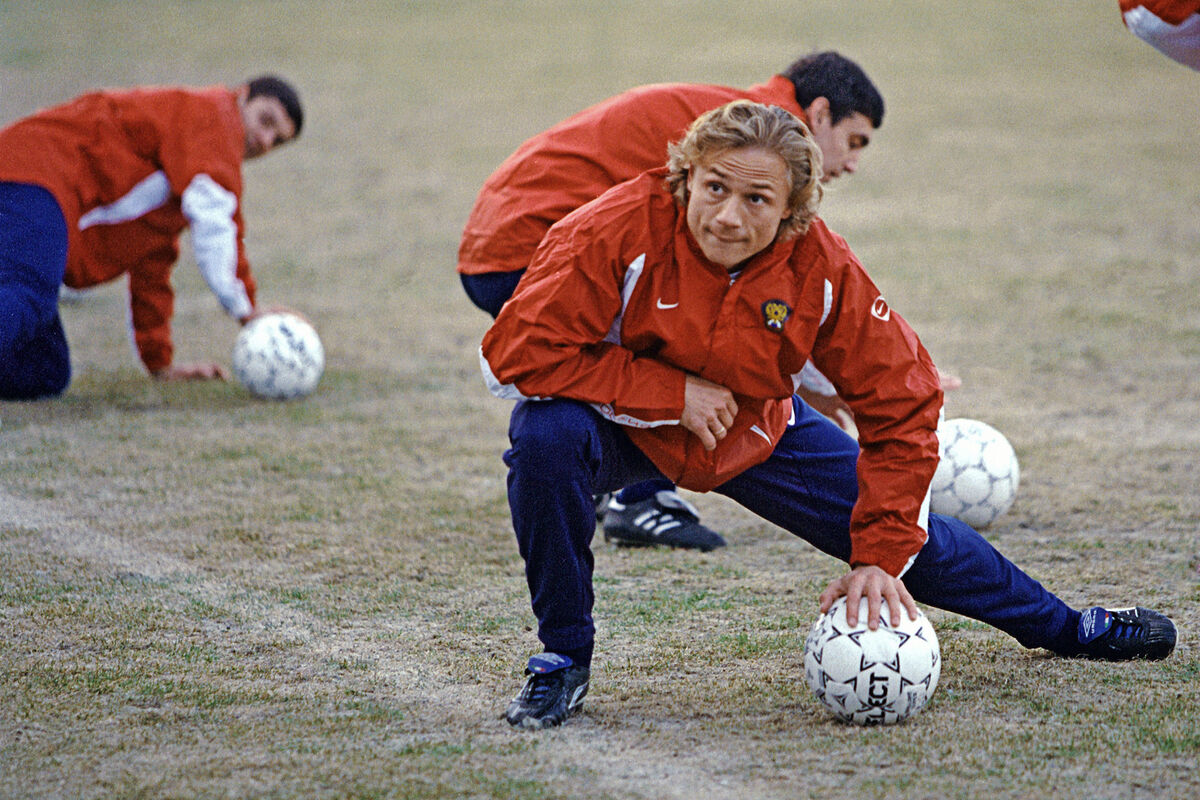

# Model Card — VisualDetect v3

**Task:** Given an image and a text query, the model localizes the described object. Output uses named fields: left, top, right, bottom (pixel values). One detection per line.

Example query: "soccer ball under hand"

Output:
left=804, top=597, right=940, bottom=725
left=930, top=418, right=1020, bottom=528
left=232, top=312, right=324, bottom=399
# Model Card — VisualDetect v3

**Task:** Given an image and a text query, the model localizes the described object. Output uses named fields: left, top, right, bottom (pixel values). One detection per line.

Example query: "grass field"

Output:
left=2, top=1, right=1199, bottom=798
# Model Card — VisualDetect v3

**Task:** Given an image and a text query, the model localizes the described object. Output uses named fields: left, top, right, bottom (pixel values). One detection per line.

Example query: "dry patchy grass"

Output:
left=3, top=1, right=1199, bottom=799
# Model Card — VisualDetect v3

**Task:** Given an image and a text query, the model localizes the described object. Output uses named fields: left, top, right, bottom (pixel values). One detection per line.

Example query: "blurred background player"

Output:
left=461, top=52, right=964, bottom=552
left=0, top=76, right=304, bottom=399
left=1120, top=1, right=1200, bottom=70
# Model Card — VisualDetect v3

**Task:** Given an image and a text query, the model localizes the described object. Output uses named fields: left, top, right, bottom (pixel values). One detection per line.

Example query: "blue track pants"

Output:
left=0, top=182, right=70, bottom=399
left=504, top=397, right=1083, bottom=666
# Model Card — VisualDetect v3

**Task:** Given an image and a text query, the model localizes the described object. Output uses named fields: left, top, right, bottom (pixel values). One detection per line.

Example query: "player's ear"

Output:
left=684, top=162, right=698, bottom=193
left=803, top=96, right=832, bottom=129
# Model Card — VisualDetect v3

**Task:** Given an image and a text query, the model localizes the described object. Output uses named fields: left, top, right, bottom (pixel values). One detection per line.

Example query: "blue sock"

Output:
left=615, top=478, right=674, bottom=505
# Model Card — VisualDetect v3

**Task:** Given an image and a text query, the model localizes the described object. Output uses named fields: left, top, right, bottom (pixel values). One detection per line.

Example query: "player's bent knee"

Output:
left=509, top=400, right=598, bottom=467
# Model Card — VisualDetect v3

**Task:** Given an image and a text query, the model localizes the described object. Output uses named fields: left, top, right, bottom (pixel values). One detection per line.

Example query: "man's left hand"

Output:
left=239, top=305, right=306, bottom=326
left=819, top=565, right=918, bottom=630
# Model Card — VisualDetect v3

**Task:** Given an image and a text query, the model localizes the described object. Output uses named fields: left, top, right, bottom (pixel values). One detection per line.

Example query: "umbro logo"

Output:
left=871, top=295, right=891, bottom=322
left=656, top=298, right=679, bottom=309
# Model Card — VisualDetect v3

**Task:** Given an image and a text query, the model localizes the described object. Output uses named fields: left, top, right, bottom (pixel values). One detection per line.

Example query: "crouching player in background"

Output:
left=0, top=76, right=303, bottom=399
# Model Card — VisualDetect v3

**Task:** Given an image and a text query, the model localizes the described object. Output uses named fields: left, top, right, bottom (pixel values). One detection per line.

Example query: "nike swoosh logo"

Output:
left=656, top=299, right=679, bottom=309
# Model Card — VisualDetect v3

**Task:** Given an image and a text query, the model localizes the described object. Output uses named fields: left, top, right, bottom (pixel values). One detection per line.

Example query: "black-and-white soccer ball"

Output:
left=930, top=418, right=1020, bottom=528
left=232, top=312, right=324, bottom=399
left=804, top=597, right=940, bottom=725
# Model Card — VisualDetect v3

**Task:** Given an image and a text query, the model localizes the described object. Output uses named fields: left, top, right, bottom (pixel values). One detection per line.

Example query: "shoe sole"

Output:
left=603, top=525, right=724, bottom=552
left=514, top=699, right=585, bottom=730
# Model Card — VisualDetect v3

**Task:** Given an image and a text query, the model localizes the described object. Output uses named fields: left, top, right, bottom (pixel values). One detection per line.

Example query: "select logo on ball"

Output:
left=804, top=596, right=940, bottom=725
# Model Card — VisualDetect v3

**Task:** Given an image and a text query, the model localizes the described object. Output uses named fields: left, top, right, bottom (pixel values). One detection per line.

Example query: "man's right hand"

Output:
left=152, top=361, right=228, bottom=381
left=680, top=374, right=737, bottom=451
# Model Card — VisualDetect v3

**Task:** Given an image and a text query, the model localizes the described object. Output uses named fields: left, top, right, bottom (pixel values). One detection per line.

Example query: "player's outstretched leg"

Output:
left=716, top=397, right=1176, bottom=661
left=908, top=514, right=1176, bottom=661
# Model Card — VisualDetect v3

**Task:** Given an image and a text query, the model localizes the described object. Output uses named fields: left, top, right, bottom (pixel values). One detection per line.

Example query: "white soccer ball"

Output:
left=232, top=312, right=324, bottom=399
left=930, top=417, right=1020, bottom=529
left=804, top=596, right=940, bottom=725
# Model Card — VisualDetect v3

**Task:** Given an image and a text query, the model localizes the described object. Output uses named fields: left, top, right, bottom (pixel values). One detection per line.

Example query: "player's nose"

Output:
left=714, top=199, right=741, bottom=226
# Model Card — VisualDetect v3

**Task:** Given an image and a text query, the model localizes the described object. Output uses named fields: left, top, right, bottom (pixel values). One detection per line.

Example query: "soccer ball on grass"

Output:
left=232, top=312, right=324, bottom=399
left=930, top=418, right=1020, bottom=528
left=804, top=596, right=940, bottom=725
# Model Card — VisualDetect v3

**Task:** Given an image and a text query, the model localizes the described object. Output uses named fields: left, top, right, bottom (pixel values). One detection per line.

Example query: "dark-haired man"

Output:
left=461, top=52, right=957, bottom=551
left=0, top=76, right=304, bottom=399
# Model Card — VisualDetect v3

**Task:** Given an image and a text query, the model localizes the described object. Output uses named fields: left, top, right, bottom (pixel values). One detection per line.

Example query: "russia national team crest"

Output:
left=762, top=299, right=791, bottom=331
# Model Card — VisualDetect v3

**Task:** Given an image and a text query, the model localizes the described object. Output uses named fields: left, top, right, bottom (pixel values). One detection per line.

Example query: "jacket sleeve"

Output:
left=127, top=231, right=182, bottom=373
left=480, top=211, right=687, bottom=425
left=161, top=90, right=256, bottom=321
left=809, top=250, right=944, bottom=577
left=180, top=174, right=255, bottom=320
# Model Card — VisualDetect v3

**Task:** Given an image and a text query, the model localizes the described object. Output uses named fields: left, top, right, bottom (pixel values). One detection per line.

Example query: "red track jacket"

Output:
left=1119, top=0, right=1200, bottom=25
left=481, top=170, right=943, bottom=577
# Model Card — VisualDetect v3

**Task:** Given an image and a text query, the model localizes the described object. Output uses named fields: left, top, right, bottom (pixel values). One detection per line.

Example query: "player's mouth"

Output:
left=706, top=228, right=744, bottom=244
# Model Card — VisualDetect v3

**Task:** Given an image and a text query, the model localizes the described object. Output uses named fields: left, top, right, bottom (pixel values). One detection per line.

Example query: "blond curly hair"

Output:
left=666, top=100, right=823, bottom=239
